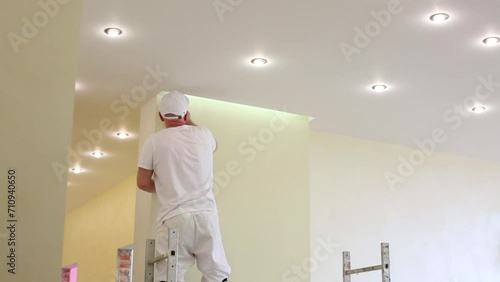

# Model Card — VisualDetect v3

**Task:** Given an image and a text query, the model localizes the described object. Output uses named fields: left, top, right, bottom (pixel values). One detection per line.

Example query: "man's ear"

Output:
left=184, top=111, right=189, bottom=121
left=158, top=112, right=165, bottom=121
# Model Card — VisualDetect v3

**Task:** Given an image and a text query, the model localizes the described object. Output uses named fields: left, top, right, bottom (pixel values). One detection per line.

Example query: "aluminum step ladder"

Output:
left=145, top=228, right=179, bottom=282
left=343, top=243, right=390, bottom=282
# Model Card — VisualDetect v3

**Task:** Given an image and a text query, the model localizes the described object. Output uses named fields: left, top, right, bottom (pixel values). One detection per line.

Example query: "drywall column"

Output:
left=133, top=95, right=163, bottom=282
left=0, top=0, right=83, bottom=281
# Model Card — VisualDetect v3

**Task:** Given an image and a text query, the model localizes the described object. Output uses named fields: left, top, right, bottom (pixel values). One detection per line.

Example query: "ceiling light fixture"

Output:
left=104, top=27, right=123, bottom=37
left=482, top=36, right=500, bottom=45
left=371, top=84, right=388, bottom=92
left=91, top=151, right=104, bottom=158
left=71, top=168, right=83, bottom=174
left=251, top=58, right=268, bottom=66
left=472, top=106, right=486, bottom=113
left=429, top=13, right=450, bottom=23
left=116, top=132, right=130, bottom=139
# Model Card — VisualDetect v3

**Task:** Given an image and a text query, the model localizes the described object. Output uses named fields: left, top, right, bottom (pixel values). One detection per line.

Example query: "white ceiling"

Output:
left=67, top=0, right=500, bottom=211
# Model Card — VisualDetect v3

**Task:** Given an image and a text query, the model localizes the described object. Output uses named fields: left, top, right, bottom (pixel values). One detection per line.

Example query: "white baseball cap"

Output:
left=159, top=91, right=189, bottom=120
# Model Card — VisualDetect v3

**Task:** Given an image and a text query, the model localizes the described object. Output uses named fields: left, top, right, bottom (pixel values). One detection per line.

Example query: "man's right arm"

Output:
left=137, top=137, right=155, bottom=192
left=137, top=167, right=155, bottom=193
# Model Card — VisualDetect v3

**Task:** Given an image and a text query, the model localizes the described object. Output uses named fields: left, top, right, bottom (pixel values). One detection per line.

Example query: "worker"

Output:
left=137, top=91, right=231, bottom=282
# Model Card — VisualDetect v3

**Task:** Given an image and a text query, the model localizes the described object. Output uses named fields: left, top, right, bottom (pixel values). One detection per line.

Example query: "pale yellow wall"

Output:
left=0, top=0, right=82, bottom=281
left=134, top=94, right=312, bottom=282
left=309, top=131, right=500, bottom=282
left=62, top=175, right=136, bottom=282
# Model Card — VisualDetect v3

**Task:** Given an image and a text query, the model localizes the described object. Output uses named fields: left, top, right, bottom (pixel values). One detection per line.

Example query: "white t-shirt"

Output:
left=138, top=125, right=217, bottom=227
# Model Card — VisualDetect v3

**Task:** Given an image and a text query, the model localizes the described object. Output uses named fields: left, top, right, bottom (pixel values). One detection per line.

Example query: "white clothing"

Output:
left=156, top=211, right=231, bottom=282
left=138, top=125, right=218, bottom=227
left=138, top=125, right=230, bottom=282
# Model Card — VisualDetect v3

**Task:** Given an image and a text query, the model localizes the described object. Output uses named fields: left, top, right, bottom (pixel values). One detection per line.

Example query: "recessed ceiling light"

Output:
left=371, top=84, right=388, bottom=92
left=251, top=58, right=268, bottom=66
left=429, top=13, right=450, bottom=23
left=482, top=37, right=500, bottom=45
left=472, top=106, right=486, bottom=113
left=104, top=27, right=123, bottom=37
left=116, top=132, right=130, bottom=139
left=91, top=151, right=104, bottom=158
left=71, top=168, right=83, bottom=174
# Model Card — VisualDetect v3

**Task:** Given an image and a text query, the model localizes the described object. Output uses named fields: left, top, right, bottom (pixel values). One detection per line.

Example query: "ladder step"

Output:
left=345, top=265, right=382, bottom=275
left=148, top=253, right=169, bottom=265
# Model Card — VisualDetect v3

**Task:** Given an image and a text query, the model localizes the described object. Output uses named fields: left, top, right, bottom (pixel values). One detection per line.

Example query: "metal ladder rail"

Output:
left=342, top=243, right=390, bottom=282
left=145, top=228, right=179, bottom=282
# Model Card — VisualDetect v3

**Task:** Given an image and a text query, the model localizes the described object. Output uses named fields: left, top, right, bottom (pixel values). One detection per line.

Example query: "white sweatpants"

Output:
left=156, top=210, right=231, bottom=282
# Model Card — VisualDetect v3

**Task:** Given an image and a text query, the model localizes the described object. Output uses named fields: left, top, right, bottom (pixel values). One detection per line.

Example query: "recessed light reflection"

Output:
left=472, top=106, right=486, bottom=113
left=371, top=84, right=388, bottom=92
left=116, top=132, right=130, bottom=139
left=482, top=37, right=500, bottom=45
left=251, top=58, right=268, bottom=66
left=92, top=151, right=104, bottom=158
left=104, top=27, right=123, bottom=37
left=429, top=13, right=450, bottom=23
left=71, top=168, right=83, bottom=174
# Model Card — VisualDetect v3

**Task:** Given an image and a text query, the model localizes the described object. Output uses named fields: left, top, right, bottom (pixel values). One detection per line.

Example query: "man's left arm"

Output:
left=137, top=167, right=155, bottom=193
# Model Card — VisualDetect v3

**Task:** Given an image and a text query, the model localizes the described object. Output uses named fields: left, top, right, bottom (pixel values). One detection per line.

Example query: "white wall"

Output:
left=309, top=131, right=500, bottom=282
left=0, top=0, right=82, bottom=281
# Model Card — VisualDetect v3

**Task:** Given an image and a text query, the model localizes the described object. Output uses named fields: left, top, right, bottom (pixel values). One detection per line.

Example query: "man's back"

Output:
left=138, top=125, right=217, bottom=226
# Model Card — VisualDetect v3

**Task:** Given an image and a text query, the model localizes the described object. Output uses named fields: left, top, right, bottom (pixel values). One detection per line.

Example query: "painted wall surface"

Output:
left=134, top=95, right=311, bottom=282
left=309, top=131, right=500, bottom=282
left=0, top=0, right=82, bottom=281
left=62, top=175, right=136, bottom=282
